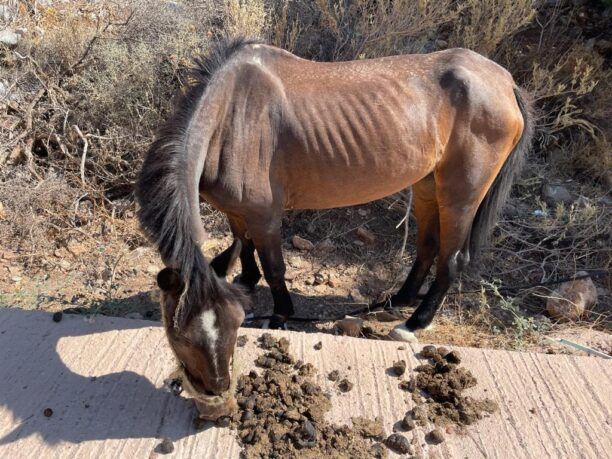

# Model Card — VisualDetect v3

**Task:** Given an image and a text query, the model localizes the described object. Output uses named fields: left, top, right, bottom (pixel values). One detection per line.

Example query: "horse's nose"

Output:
left=208, top=376, right=230, bottom=395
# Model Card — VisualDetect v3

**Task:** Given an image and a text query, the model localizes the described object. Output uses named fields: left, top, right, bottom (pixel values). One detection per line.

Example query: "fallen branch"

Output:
left=73, top=125, right=89, bottom=187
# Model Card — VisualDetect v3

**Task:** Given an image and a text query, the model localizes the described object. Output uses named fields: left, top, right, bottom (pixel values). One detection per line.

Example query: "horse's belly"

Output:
left=283, top=147, right=434, bottom=210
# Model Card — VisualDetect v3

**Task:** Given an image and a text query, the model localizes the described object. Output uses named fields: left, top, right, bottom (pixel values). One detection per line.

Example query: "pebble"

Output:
left=43, top=408, right=53, bottom=417
left=52, top=311, right=63, bottom=323
left=313, top=341, right=322, bottom=350
left=292, top=235, right=314, bottom=251
left=338, top=378, right=354, bottom=393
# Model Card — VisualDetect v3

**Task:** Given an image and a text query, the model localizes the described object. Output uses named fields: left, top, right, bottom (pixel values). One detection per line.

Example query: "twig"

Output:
left=73, top=125, right=89, bottom=187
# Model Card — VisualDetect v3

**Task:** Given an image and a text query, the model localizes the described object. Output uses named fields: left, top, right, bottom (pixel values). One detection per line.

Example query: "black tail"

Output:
left=135, top=37, right=259, bottom=328
left=469, top=87, right=534, bottom=260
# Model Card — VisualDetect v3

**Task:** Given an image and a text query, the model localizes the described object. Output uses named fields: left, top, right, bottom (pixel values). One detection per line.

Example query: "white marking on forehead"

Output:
left=252, top=55, right=263, bottom=66
left=252, top=44, right=261, bottom=49
left=200, top=309, right=219, bottom=343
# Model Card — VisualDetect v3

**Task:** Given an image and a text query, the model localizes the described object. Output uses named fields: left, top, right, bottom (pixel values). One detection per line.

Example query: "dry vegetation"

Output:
left=0, top=0, right=610, bottom=351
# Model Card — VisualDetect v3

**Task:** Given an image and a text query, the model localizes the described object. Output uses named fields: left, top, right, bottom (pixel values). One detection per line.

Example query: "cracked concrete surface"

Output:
left=0, top=309, right=610, bottom=458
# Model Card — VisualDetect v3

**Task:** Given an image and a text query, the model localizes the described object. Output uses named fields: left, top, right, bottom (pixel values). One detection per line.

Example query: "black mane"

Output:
left=135, top=37, right=260, bottom=327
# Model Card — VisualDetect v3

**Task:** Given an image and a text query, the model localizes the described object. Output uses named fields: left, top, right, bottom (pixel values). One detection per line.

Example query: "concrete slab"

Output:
left=0, top=308, right=610, bottom=458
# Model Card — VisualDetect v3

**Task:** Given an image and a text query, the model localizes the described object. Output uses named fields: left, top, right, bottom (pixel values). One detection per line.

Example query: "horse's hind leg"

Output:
left=372, top=174, right=439, bottom=309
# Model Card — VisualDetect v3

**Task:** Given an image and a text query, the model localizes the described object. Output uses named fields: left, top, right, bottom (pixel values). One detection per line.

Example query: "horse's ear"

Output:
left=157, top=268, right=184, bottom=293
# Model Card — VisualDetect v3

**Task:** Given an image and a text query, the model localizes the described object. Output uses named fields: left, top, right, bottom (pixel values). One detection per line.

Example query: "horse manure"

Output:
left=398, top=378, right=416, bottom=392
left=215, top=416, right=231, bottom=428
left=426, top=428, right=445, bottom=444
left=391, top=359, right=406, bottom=376
left=338, top=378, right=354, bottom=392
left=444, top=350, right=462, bottom=364
left=420, top=345, right=437, bottom=358
left=52, top=311, right=63, bottom=323
left=231, top=334, right=387, bottom=458
left=351, top=416, right=385, bottom=440
left=403, top=346, right=498, bottom=430
left=328, top=370, right=340, bottom=381
left=314, top=341, right=322, bottom=350
left=156, top=438, right=174, bottom=455
left=43, top=408, right=53, bottom=417
left=384, top=433, right=412, bottom=454
left=236, top=335, right=248, bottom=347
left=397, top=345, right=406, bottom=350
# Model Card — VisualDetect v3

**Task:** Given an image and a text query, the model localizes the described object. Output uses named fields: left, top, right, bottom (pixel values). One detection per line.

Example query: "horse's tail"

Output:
left=469, top=86, right=534, bottom=261
left=135, top=37, right=259, bottom=328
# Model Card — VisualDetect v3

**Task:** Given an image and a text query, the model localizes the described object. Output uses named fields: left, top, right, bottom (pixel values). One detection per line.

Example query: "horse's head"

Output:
left=156, top=268, right=245, bottom=397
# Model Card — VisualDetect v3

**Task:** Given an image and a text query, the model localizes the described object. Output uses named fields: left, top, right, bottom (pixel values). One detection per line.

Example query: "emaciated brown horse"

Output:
left=136, top=37, right=533, bottom=398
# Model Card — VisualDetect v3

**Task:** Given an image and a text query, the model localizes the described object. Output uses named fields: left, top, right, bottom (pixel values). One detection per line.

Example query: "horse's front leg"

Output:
left=247, top=214, right=294, bottom=329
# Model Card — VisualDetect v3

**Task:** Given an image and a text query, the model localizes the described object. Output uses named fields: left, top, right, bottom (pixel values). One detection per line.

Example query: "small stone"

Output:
left=391, top=360, right=406, bottom=376
left=546, top=272, right=597, bottom=321
left=59, top=260, right=71, bottom=270
left=356, top=226, right=376, bottom=244
left=299, top=419, right=316, bottom=439
left=313, top=341, right=322, bottom=350
left=52, top=312, right=63, bottom=323
left=157, top=438, right=174, bottom=454
left=292, top=235, right=314, bottom=251
left=43, top=408, right=53, bottom=417
left=426, top=428, right=445, bottom=445
left=336, top=316, right=363, bottom=337
left=541, top=183, right=573, bottom=206
left=0, top=29, right=20, bottom=47
left=385, top=433, right=412, bottom=454
left=317, top=238, right=335, bottom=252
left=338, top=378, right=354, bottom=392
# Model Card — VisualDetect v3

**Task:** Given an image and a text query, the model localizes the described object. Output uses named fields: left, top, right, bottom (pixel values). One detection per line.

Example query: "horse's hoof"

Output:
left=233, top=274, right=257, bottom=293
left=388, top=323, right=419, bottom=343
left=262, top=315, right=288, bottom=330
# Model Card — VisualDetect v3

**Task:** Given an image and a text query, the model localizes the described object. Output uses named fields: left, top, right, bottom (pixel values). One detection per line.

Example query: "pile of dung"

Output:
left=400, top=346, right=498, bottom=429
left=229, top=333, right=388, bottom=458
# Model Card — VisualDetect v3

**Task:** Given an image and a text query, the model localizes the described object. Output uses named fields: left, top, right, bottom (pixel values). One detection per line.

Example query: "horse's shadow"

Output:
left=0, top=305, right=209, bottom=448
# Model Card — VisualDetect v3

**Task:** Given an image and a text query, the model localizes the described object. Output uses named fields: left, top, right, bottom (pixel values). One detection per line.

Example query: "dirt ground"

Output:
left=1, top=194, right=609, bottom=357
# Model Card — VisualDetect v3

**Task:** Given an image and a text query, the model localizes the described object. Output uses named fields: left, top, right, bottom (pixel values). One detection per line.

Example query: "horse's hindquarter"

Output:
left=276, top=56, right=445, bottom=210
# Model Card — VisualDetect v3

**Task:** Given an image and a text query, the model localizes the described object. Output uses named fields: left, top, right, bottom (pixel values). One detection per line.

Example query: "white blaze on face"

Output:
left=200, top=309, right=219, bottom=370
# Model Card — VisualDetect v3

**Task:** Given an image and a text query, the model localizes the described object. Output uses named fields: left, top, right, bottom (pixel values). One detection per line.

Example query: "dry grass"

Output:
left=0, top=0, right=610, bottom=348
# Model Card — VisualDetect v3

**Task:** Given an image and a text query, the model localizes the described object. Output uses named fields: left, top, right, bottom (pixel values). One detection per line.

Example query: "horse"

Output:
left=136, top=37, right=533, bottom=397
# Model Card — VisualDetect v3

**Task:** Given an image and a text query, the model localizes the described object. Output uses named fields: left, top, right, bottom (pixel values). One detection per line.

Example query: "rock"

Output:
left=385, top=433, right=412, bottom=454
left=541, top=183, right=573, bottom=206
left=0, top=29, right=20, bottom=47
left=356, top=226, right=376, bottom=244
left=313, top=272, right=327, bottom=285
left=125, top=312, right=143, bottom=320
left=52, top=312, right=63, bottom=323
left=59, top=260, right=71, bottom=270
left=546, top=272, right=597, bottom=321
left=43, top=408, right=53, bottom=417
left=313, top=341, right=322, bottom=350
left=336, top=316, right=364, bottom=337
left=317, top=238, right=335, bottom=252
left=292, top=235, right=314, bottom=251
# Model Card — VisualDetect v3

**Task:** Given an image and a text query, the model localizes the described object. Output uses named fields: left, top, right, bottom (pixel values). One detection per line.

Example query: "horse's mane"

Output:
left=135, top=36, right=260, bottom=328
